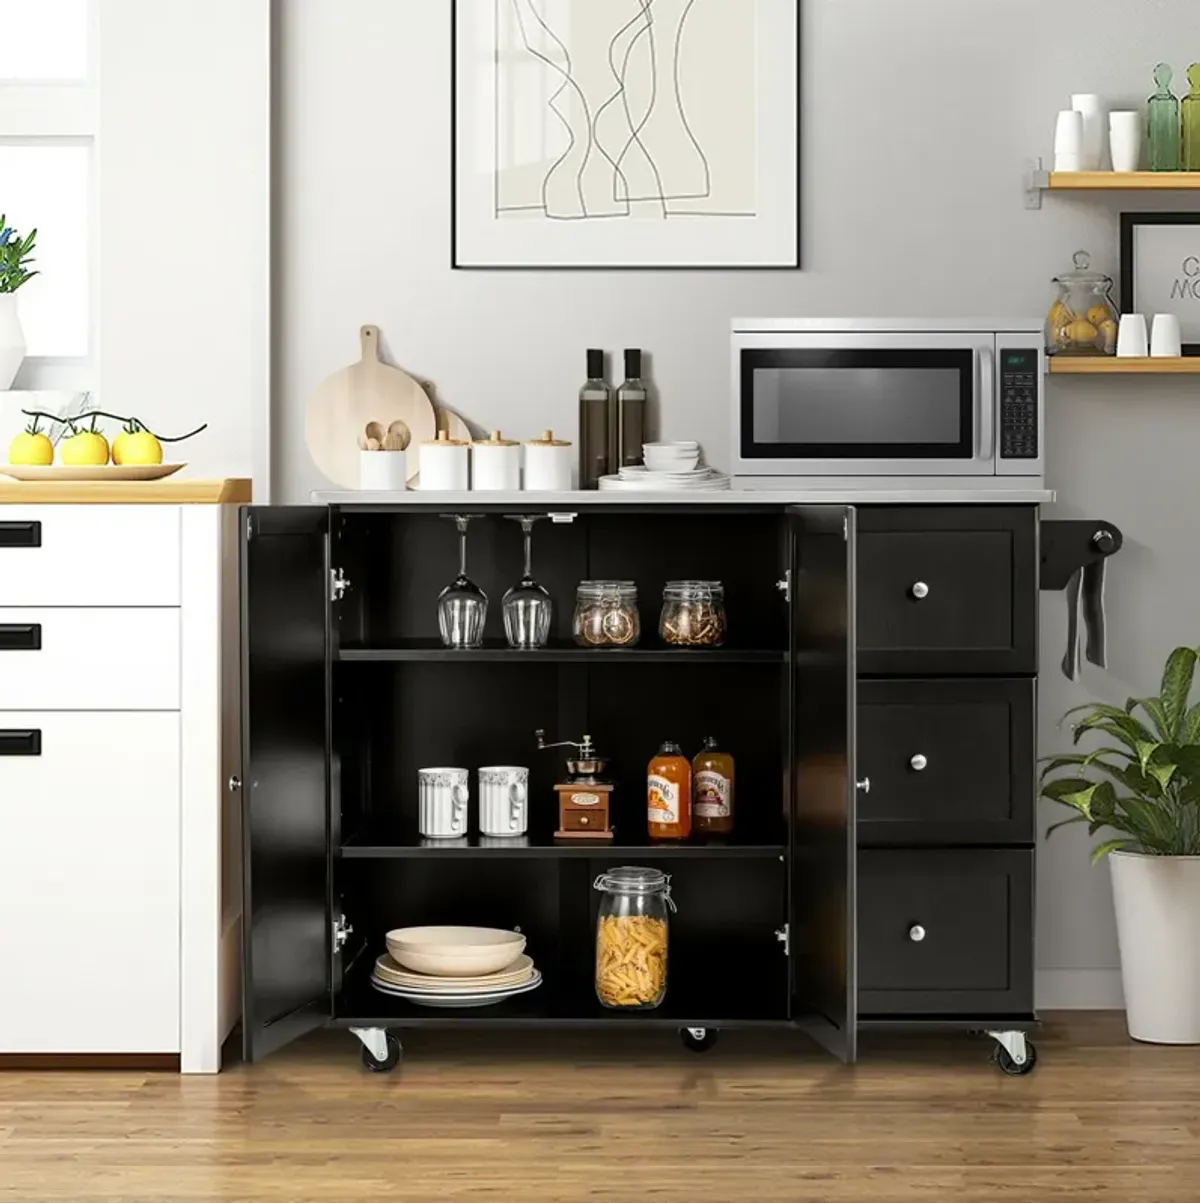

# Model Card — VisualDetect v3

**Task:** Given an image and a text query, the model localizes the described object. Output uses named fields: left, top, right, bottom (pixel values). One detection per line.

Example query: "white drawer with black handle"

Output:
left=0, top=609, right=180, bottom=711
left=0, top=506, right=180, bottom=607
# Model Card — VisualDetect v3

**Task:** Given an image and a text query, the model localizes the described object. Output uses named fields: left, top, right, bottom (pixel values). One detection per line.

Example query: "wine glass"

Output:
left=437, top=515, right=487, bottom=649
left=503, top=515, right=552, bottom=649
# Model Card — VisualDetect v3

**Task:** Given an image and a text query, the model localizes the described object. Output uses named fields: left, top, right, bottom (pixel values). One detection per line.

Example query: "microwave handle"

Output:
left=978, top=346, right=996, bottom=462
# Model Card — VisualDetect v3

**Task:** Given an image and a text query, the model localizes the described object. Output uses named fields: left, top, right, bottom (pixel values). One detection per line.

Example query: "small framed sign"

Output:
left=1120, top=213, right=1200, bottom=355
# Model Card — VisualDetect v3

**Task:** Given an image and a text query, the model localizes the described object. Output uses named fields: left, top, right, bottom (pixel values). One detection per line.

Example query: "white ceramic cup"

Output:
left=1054, top=110, right=1084, bottom=171
left=1109, top=111, right=1143, bottom=172
left=1071, top=94, right=1106, bottom=170
left=1151, top=313, right=1184, bottom=358
left=359, top=449, right=407, bottom=491
left=478, top=766, right=529, bottom=836
left=418, top=768, right=469, bottom=838
left=1116, top=313, right=1150, bottom=358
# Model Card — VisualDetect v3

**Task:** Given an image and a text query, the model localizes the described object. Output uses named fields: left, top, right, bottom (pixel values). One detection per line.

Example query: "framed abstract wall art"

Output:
left=452, top=0, right=800, bottom=269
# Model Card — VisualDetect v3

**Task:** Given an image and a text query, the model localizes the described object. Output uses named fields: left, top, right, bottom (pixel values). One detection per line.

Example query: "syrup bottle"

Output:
left=648, top=741, right=691, bottom=841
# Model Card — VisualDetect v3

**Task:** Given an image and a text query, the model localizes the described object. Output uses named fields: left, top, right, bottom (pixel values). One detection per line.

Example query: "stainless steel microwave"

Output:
left=731, top=319, right=1045, bottom=479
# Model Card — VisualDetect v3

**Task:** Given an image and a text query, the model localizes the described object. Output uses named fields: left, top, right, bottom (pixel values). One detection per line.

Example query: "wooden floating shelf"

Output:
left=1049, top=357, right=1200, bottom=375
left=1043, top=171, right=1200, bottom=190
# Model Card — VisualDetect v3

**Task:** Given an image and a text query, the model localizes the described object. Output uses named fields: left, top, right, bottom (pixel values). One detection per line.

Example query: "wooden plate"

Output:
left=0, top=463, right=186, bottom=482
left=305, top=325, right=437, bottom=488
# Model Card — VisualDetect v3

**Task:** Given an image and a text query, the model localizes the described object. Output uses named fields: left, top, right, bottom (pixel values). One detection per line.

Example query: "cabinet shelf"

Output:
left=1049, top=357, right=1200, bottom=375
left=341, top=819, right=787, bottom=859
left=337, top=640, right=787, bottom=664
left=334, top=953, right=787, bottom=1029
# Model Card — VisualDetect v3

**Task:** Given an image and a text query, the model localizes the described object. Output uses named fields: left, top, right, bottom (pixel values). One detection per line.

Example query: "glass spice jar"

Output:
left=573, top=581, right=640, bottom=647
left=659, top=581, right=726, bottom=647
left=594, top=866, right=674, bottom=1010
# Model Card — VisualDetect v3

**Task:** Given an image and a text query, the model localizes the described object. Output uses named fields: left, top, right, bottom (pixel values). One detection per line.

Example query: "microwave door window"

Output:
left=744, top=351, right=975, bottom=460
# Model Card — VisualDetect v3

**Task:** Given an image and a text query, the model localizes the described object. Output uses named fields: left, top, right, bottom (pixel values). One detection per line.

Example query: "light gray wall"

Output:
left=278, top=0, right=1200, bottom=1007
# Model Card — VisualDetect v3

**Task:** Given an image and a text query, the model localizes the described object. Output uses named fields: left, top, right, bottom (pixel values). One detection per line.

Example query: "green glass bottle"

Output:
left=1183, top=64, right=1200, bottom=172
left=1148, top=62, right=1181, bottom=171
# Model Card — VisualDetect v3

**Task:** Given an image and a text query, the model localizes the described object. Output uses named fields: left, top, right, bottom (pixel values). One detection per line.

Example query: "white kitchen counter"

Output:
left=312, top=480, right=1055, bottom=506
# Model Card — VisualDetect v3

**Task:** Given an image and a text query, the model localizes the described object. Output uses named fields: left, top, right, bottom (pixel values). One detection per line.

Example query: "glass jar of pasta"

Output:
left=594, top=866, right=673, bottom=1010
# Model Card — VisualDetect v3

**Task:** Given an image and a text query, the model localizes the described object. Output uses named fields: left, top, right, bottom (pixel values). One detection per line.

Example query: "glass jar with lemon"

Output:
left=1046, top=250, right=1119, bottom=357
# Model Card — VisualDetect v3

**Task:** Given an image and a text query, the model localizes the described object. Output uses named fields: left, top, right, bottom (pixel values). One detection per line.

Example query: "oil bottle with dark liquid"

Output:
left=579, top=349, right=612, bottom=489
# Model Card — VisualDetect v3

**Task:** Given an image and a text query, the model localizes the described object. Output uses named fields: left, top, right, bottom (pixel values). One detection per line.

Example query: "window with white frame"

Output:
left=0, top=0, right=95, bottom=390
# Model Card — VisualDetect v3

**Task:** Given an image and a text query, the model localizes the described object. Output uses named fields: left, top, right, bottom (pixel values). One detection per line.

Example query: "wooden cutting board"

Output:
left=305, top=325, right=437, bottom=487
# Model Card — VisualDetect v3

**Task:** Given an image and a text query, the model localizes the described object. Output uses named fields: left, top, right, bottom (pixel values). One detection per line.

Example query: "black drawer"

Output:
left=857, top=679, right=1035, bottom=846
left=856, top=508, right=1037, bottom=676
left=857, top=849, right=1034, bottom=1016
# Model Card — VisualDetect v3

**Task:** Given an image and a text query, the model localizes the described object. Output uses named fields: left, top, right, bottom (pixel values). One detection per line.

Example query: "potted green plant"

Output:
left=1042, top=645, right=1200, bottom=1044
left=0, top=216, right=38, bottom=389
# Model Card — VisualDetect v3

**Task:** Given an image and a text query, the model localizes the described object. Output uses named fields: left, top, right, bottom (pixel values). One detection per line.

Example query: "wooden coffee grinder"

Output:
left=535, top=729, right=615, bottom=841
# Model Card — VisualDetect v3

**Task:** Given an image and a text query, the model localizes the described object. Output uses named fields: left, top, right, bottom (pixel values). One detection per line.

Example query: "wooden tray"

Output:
left=0, top=464, right=185, bottom=482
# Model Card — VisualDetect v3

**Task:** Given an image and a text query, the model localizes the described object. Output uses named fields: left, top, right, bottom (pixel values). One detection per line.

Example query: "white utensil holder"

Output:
left=359, top=449, right=407, bottom=491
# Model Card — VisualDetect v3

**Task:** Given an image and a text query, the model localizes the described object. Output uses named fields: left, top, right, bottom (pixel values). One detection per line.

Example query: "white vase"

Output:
left=1110, top=851, right=1200, bottom=1043
left=0, top=293, right=26, bottom=390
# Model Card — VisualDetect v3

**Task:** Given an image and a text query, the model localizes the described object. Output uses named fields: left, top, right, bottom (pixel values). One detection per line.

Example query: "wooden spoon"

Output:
left=365, top=421, right=386, bottom=447
left=387, top=419, right=412, bottom=451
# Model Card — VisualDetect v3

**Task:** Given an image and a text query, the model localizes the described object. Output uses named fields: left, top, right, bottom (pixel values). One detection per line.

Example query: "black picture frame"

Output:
left=450, top=1, right=803, bottom=272
left=1120, top=212, right=1200, bottom=356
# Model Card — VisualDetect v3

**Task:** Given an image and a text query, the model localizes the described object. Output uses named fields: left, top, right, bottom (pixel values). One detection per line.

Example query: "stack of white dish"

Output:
left=370, top=926, right=541, bottom=1008
left=598, top=442, right=731, bottom=492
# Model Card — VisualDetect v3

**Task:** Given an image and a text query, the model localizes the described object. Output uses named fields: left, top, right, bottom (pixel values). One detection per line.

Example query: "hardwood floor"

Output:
left=1, top=1014, right=1198, bottom=1201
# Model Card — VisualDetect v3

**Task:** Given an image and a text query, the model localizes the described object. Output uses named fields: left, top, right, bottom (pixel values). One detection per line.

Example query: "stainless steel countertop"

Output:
left=312, top=481, right=1055, bottom=506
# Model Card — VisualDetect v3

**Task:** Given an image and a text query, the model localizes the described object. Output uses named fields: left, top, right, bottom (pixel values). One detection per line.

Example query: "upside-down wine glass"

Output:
left=437, top=514, right=487, bottom=649
left=503, top=515, right=552, bottom=649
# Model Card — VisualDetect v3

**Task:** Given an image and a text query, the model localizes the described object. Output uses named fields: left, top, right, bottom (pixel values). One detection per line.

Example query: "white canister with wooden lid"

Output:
left=524, top=430, right=573, bottom=492
left=472, top=431, right=522, bottom=492
left=419, top=430, right=470, bottom=491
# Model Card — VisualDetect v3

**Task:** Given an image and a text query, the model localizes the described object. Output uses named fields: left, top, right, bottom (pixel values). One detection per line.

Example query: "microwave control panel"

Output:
left=1000, top=350, right=1039, bottom=459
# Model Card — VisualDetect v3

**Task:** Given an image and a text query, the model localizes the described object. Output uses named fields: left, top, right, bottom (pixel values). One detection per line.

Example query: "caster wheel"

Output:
left=361, top=1033, right=402, bottom=1073
left=680, top=1027, right=719, bottom=1053
left=993, top=1041, right=1037, bottom=1076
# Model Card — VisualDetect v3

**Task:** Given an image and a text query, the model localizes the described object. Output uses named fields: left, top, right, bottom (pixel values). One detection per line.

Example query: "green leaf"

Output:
left=1133, top=696, right=1173, bottom=743
left=1160, top=647, right=1198, bottom=738
left=1144, top=746, right=1180, bottom=792
left=1179, top=702, right=1200, bottom=746
left=1091, top=838, right=1135, bottom=864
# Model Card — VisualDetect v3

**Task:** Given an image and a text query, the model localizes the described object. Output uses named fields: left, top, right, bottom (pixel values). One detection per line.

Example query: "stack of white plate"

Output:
left=599, top=465, right=731, bottom=492
left=370, top=926, right=542, bottom=1008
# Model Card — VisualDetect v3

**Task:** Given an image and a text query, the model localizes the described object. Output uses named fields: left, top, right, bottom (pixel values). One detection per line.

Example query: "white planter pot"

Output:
left=0, top=293, right=26, bottom=390
left=1110, top=850, right=1200, bottom=1044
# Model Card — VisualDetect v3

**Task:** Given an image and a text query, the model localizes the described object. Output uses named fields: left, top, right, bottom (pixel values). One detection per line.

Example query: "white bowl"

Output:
left=384, top=926, right=527, bottom=977
left=645, top=453, right=701, bottom=473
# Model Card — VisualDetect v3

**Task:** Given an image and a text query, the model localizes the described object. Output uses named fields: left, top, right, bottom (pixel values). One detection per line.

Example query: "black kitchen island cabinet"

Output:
left=238, top=500, right=1039, bottom=1076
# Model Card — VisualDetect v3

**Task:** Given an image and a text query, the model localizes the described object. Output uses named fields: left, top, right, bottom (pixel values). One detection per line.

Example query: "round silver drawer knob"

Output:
left=909, top=925, right=927, bottom=943
left=856, top=777, right=871, bottom=794
left=911, top=581, right=930, bottom=600
left=910, top=754, right=928, bottom=772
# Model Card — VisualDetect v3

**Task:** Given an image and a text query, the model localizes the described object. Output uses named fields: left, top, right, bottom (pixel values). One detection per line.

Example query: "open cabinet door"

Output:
left=240, top=507, right=332, bottom=1061
left=788, top=506, right=858, bottom=1063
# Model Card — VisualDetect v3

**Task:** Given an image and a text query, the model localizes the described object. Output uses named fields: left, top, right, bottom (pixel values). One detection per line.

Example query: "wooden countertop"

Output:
left=0, top=478, right=252, bottom=504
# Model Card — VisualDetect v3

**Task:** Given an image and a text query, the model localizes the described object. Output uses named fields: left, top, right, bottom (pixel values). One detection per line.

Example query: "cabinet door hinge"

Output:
left=775, top=924, right=790, bottom=956
left=330, top=567, right=350, bottom=602
left=776, top=569, right=791, bottom=603
left=333, top=914, right=353, bottom=951
left=843, top=514, right=849, bottom=542
left=245, top=513, right=254, bottom=541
